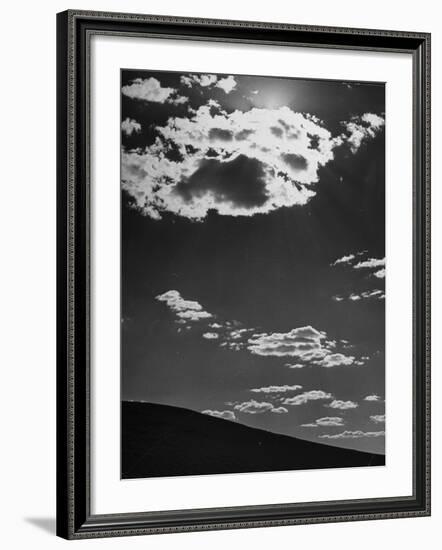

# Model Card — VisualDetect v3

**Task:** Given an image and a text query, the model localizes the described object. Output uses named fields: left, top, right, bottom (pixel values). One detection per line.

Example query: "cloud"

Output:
left=202, top=409, right=236, bottom=421
left=156, top=291, right=365, bottom=373
left=156, top=290, right=212, bottom=322
left=370, top=414, right=386, bottom=424
left=216, top=76, right=237, bottom=94
left=342, top=113, right=385, bottom=153
left=234, top=399, right=288, bottom=415
left=181, top=74, right=218, bottom=88
left=250, top=384, right=302, bottom=394
left=283, top=390, right=333, bottom=406
left=331, top=252, right=385, bottom=296
left=364, top=394, right=381, bottom=401
left=121, top=117, right=141, bottom=136
left=319, top=430, right=385, bottom=439
left=328, top=399, right=358, bottom=410
left=354, top=257, right=385, bottom=270
left=122, top=77, right=188, bottom=105
left=302, top=416, right=344, bottom=427
left=247, top=325, right=358, bottom=367
left=202, top=332, right=219, bottom=339
left=180, top=74, right=237, bottom=94
left=272, top=406, right=290, bottom=414
left=121, top=105, right=346, bottom=220
left=332, top=254, right=356, bottom=266
left=333, top=289, right=385, bottom=302
left=316, top=353, right=355, bottom=367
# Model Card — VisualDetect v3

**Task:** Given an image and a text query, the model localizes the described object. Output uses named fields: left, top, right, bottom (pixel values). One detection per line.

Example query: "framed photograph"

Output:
left=56, top=10, right=431, bottom=539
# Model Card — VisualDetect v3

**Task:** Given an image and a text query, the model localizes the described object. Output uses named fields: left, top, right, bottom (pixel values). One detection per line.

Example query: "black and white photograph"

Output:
left=120, top=69, right=386, bottom=479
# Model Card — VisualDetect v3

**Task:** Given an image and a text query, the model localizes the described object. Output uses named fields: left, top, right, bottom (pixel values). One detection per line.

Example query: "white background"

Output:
left=92, top=35, right=413, bottom=514
left=0, top=0, right=440, bottom=548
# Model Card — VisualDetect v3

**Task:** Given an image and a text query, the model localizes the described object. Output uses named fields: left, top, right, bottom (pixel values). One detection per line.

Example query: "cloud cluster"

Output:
left=180, top=74, right=237, bottom=94
left=156, top=290, right=366, bottom=369
left=234, top=399, right=288, bottom=414
left=328, top=400, right=358, bottom=410
left=122, top=77, right=188, bottom=105
left=302, top=416, right=344, bottom=428
left=202, top=409, right=236, bottom=421
left=250, top=384, right=302, bottom=394
left=333, top=289, right=385, bottom=302
left=332, top=252, right=385, bottom=280
left=121, top=117, right=141, bottom=136
left=247, top=326, right=358, bottom=367
left=122, top=102, right=383, bottom=221
left=156, top=290, right=212, bottom=322
left=319, top=430, right=385, bottom=439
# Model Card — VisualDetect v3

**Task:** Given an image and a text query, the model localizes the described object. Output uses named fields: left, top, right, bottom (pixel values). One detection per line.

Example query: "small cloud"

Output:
left=202, top=409, right=236, bottom=421
left=181, top=74, right=218, bottom=88
left=336, top=289, right=384, bottom=302
left=354, top=257, right=385, bottom=270
left=302, top=416, right=344, bottom=427
left=202, top=332, right=219, bottom=340
left=122, top=77, right=186, bottom=105
left=250, top=384, right=302, bottom=394
left=234, top=399, right=288, bottom=415
left=271, top=406, right=289, bottom=414
left=315, top=353, right=356, bottom=368
left=216, top=75, right=237, bottom=94
left=156, top=290, right=212, bottom=322
left=319, top=430, right=385, bottom=439
left=121, top=117, right=141, bottom=136
left=342, top=113, right=385, bottom=153
left=364, top=394, right=381, bottom=401
left=283, top=390, right=333, bottom=406
left=328, top=399, right=358, bottom=410
left=370, top=414, right=386, bottom=424
left=373, top=268, right=386, bottom=279
left=247, top=325, right=358, bottom=367
left=331, top=254, right=355, bottom=266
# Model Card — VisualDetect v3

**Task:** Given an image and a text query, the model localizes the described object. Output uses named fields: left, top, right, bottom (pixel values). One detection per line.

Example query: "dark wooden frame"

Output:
left=56, top=9, right=431, bottom=539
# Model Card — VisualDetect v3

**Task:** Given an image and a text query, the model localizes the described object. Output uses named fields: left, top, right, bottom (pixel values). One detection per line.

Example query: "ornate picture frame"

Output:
left=57, top=10, right=430, bottom=539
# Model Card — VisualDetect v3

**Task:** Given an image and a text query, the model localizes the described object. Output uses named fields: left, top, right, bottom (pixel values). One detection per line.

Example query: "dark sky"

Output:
left=120, top=69, right=386, bottom=454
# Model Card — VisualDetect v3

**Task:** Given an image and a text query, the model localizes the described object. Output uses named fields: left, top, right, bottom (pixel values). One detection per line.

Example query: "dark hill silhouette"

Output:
left=122, top=400, right=385, bottom=479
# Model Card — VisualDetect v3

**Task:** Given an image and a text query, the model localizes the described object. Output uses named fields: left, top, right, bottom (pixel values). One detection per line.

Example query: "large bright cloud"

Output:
left=122, top=104, right=383, bottom=221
